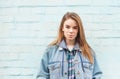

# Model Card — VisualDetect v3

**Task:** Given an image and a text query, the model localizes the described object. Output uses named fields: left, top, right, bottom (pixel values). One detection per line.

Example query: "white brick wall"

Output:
left=0, top=0, right=120, bottom=79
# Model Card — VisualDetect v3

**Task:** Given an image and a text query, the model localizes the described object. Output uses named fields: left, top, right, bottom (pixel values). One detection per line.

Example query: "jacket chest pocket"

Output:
left=83, top=62, right=93, bottom=79
left=48, top=62, right=61, bottom=79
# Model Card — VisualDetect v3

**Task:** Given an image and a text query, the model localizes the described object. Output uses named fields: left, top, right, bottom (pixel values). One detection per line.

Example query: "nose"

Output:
left=69, top=28, right=73, bottom=32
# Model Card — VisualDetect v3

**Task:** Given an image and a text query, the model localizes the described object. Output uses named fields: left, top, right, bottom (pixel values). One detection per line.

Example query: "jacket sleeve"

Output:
left=36, top=47, right=50, bottom=79
left=92, top=55, right=102, bottom=79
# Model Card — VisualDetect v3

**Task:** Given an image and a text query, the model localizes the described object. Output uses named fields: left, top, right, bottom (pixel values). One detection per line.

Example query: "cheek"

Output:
left=62, top=28, right=68, bottom=34
left=63, top=32, right=68, bottom=38
left=63, top=31, right=67, bottom=36
left=74, top=31, right=78, bottom=37
left=75, top=30, right=78, bottom=34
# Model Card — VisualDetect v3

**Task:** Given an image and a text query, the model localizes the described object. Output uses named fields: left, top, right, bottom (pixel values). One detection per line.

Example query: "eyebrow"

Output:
left=65, top=24, right=78, bottom=27
left=73, top=26, right=78, bottom=27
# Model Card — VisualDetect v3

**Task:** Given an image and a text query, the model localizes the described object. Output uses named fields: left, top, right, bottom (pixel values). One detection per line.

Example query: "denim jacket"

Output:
left=36, top=41, right=102, bottom=79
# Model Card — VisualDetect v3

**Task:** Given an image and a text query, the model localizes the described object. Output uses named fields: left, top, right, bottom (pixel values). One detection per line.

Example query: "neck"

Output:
left=65, top=39, right=75, bottom=51
left=66, top=40, right=75, bottom=46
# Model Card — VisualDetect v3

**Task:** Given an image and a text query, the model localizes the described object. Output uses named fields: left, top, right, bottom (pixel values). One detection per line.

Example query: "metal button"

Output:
left=51, top=66, right=55, bottom=71
left=64, top=72, right=67, bottom=75
left=77, top=71, right=80, bottom=75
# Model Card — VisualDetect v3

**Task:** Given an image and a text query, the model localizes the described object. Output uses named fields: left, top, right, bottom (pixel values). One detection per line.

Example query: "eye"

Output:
left=65, top=25, right=70, bottom=29
left=73, top=26, right=78, bottom=29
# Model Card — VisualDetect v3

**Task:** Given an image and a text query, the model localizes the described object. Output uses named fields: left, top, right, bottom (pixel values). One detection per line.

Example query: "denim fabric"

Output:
left=36, top=41, right=102, bottom=79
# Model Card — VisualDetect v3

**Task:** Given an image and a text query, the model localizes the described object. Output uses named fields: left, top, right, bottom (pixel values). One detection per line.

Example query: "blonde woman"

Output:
left=36, top=12, right=102, bottom=79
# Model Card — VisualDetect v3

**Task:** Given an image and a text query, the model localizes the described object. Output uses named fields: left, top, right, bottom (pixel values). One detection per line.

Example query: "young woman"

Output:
left=36, top=12, right=102, bottom=79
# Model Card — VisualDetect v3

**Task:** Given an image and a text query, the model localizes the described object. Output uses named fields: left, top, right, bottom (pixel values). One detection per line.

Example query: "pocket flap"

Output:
left=83, top=62, right=93, bottom=70
left=48, top=62, right=61, bottom=71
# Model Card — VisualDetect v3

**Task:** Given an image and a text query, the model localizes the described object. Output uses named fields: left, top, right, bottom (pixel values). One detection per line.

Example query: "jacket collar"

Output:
left=58, top=39, right=82, bottom=51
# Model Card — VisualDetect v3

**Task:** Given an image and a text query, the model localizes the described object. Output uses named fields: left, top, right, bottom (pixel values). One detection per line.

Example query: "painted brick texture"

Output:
left=0, top=0, right=120, bottom=79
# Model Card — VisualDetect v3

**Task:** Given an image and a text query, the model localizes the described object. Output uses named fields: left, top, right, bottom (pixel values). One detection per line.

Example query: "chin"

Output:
left=68, top=38, right=75, bottom=41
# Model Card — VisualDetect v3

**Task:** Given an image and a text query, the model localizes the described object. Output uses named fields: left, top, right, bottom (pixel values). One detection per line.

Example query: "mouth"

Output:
left=69, top=35, right=74, bottom=37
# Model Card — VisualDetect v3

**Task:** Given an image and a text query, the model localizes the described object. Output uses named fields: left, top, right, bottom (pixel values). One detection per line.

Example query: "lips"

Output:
left=69, top=34, right=74, bottom=36
left=69, top=35, right=74, bottom=38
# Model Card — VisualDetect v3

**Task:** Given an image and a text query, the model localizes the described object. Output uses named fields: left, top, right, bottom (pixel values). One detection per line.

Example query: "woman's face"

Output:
left=62, top=18, right=78, bottom=41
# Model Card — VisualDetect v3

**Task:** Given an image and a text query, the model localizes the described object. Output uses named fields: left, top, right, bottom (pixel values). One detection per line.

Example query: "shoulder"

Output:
left=90, top=48, right=96, bottom=56
left=46, top=45, right=59, bottom=51
left=44, top=45, right=59, bottom=54
left=89, top=48, right=97, bottom=61
left=90, top=48, right=98, bottom=63
left=42, top=45, right=59, bottom=60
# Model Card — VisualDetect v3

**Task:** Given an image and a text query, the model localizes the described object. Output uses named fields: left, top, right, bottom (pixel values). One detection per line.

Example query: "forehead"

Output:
left=64, top=18, right=78, bottom=26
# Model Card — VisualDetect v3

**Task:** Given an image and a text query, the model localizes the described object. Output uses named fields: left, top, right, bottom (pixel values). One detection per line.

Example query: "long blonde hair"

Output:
left=49, top=12, right=94, bottom=64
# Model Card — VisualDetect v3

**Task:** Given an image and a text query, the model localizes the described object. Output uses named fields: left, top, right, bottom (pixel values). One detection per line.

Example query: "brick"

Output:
left=0, top=0, right=120, bottom=79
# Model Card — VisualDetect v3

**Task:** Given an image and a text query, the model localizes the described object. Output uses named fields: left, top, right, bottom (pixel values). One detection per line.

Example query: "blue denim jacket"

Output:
left=36, top=41, right=102, bottom=79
